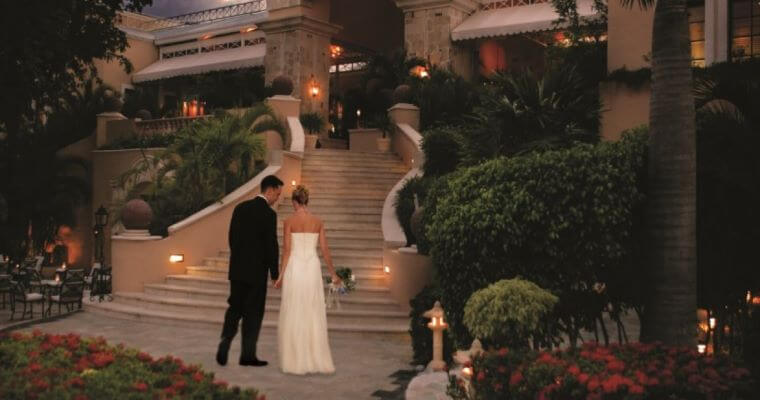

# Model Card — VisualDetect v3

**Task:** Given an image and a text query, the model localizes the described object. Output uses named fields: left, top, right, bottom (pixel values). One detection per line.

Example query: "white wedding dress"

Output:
left=278, top=232, right=335, bottom=374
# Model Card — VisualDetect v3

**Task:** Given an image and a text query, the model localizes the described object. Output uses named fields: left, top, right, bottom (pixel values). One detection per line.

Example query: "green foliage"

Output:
left=421, top=127, right=464, bottom=177
left=118, top=106, right=275, bottom=236
left=299, top=112, right=325, bottom=135
left=99, top=134, right=175, bottom=150
left=409, top=284, right=455, bottom=365
left=425, top=133, right=647, bottom=346
left=165, top=67, right=270, bottom=111
left=606, top=67, right=652, bottom=89
left=463, top=279, right=558, bottom=349
left=464, top=65, right=601, bottom=163
left=409, top=67, right=479, bottom=131
left=122, top=85, right=160, bottom=120
left=394, top=176, right=430, bottom=246
left=0, top=331, right=260, bottom=399
left=367, top=112, right=393, bottom=138
left=450, top=342, right=755, bottom=400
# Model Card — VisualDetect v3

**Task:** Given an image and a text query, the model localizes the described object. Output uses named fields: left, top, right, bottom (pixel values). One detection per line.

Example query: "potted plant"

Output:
left=371, top=113, right=393, bottom=152
left=299, top=112, right=325, bottom=149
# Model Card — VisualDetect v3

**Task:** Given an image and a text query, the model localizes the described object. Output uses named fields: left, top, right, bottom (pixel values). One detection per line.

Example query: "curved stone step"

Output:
left=143, top=283, right=401, bottom=311
left=300, top=170, right=406, bottom=179
left=279, top=197, right=385, bottom=208
left=300, top=165, right=408, bottom=174
left=186, top=266, right=388, bottom=287
left=278, top=205, right=383, bottom=215
left=163, top=275, right=392, bottom=298
left=278, top=212, right=381, bottom=224
left=84, top=299, right=409, bottom=334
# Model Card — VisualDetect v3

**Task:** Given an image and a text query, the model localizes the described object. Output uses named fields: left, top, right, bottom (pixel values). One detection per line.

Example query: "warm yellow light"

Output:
left=384, top=265, right=390, bottom=274
left=697, top=344, right=706, bottom=354
left=242, top=27, right=256, bottom=33
left=748, top=291, right=753, bottom=303
left=419, top=69, right=429, bottom=78
left=169, top=254, right=184, bottom=263
left=462, top=367, right=473, bottom=377
left=330, top=45, right=343, bottom=59
left=62, top=262, right=67, bottom=270
left=356, top=109, right=361, bottom=117
left=310, top=85, right=319, bottom=97
left=200, top=34, right=213, bottom=40
left=709, top=318, right=716, bottom=329
left=55, top=274, right=60, bottom=282
left=291, top=180, right=296, bottom=186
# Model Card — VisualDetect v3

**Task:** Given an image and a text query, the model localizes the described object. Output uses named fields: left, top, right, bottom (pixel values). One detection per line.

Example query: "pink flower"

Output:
left=509, top=371, right=523, bottom=386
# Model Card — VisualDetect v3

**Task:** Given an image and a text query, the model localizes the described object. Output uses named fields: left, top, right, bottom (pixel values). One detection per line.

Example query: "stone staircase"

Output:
left=86, top=149, right=411, bottom=334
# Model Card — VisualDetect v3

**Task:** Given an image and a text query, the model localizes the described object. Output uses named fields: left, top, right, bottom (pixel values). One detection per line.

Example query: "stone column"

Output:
left=258, top=1, right=341, bottom=117
left=95, top=112, right=127, bottom=149
left=394, top=0, right=479, bottom=74
left=704, top=0, right=729, bottom=65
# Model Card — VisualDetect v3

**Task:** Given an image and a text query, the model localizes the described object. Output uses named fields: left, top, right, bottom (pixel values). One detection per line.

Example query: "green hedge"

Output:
left=421, top=127, right=464, bottom=177
left=0, top=331, right=261, bottom=399
left=425, top=132, right=647, bottom=346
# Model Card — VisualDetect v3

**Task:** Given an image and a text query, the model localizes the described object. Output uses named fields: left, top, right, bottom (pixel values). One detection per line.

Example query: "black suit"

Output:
left=220, top=196, right=279, bottom=361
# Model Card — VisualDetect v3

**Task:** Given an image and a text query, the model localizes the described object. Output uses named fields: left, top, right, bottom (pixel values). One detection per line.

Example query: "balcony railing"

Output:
left=140, top=0, right=267, bottom=32
left=135, top=115, right=211, bottom=136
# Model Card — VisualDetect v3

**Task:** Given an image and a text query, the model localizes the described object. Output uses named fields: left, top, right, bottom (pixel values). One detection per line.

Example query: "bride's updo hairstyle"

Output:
left=292, top=185, right=309, bottom=205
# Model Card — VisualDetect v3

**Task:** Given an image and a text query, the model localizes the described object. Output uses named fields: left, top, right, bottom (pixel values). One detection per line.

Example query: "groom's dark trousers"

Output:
left=221, top=196, right=279, bottom=361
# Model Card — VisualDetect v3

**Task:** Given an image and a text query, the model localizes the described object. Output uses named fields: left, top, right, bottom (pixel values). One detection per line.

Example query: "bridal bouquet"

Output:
left=325, top=267, right=356, bottom=310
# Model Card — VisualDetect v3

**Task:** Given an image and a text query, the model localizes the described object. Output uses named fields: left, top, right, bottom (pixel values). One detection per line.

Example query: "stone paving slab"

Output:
left=13, top=312, right=413, bottom=400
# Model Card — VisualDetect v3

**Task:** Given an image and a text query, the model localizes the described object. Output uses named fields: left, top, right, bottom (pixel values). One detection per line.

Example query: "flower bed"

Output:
left=449, top=342, right=755, bottom=400
left=0, top=330, right=263, bottom=400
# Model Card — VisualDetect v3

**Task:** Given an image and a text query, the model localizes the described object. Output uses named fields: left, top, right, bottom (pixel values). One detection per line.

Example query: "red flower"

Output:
left=31, top=378, right=49, bottom=391
left=497, top=366, right=507, bottom=374
left=567, top=364, right=581, bottom=376
left=164, top=387, right=177, bottom=398
left=11, top=332, right=25, bottom=341
left=91, top=352, right=115, bottom=368
left=132, top=382, right=148, bottom=392
left=137, top=352, right=153, bottom=362
left=587, top=377, right=600, bottom=392
left=214, top=380, right=228, bottom=388
left=498, top=348, right=509, bottom=357
left=509, top=371, right=523, bottom=386
left=75, top=395, right=89, bottom=400
left=629, top=384, right=645, bottom=395
left=87, top=342, right=100, bottom=353
left=257, top=396, right=267, bottom=400
left=75, top=357, right=91, bottom=372
left=578, top=373, right=590, bottom=385
left=493, top=382, right=503, bottom=391
left=28, top=362, right=42, bottom=373
left=172, top=379, right=187, bottom=391
left=476, top=371, right=486, bottom=382
left=27, top=351, right=40, bottom=358
left=606, top=360, right=625, bottom=373
left=192, top=372, right=204, bottom=382
left=68, top=377, right=85, bottom=388
left=32, top=329, right=43, bottom=338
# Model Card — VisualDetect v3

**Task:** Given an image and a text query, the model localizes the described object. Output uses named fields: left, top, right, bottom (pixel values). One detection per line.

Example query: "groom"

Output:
left=217, top=175, right=283, bottom=367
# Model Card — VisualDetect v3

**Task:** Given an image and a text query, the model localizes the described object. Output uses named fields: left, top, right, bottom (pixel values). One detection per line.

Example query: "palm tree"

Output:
left=553, top=0, right=697, bottom=345
left=634, top=0, right=697, bottom=347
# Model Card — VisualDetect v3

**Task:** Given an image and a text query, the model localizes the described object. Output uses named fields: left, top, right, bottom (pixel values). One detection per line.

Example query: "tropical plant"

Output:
left=463, top=279, right=559, bottom=350
left=368, top=112, right=393, bottom=138
left=118, top=105, right=278, bottom=236
left=359, top=49, right=426, bottom=116
left=299, top=112, right=325, bottom=135
left=463, top=64, right=601, bottom=164
left=421, top=127, right=464, bottom=177
left=409, top=67, right=479, bottom=131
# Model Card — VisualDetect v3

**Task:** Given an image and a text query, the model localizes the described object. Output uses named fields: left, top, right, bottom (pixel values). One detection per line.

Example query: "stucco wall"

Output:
left=93, top=37, right=158, bottom=92
left=601, top=1, right=654, bottom=140
left=402, top=6, right=472, bottom=69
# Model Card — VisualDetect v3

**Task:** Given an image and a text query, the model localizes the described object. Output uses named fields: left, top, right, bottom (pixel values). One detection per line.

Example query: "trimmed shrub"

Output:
left=0, top=331, right=261, bottom=399
left=449, top=342, right=755, bottom=400
left=421, top=127, right=464, bottom=177
left=463, top=279, right=558, bottom=350
left=409, top=284, right=455, bottom=365
left=299, top=112, right=325, bottom=135
left=425, top=132, right=647, bottom=346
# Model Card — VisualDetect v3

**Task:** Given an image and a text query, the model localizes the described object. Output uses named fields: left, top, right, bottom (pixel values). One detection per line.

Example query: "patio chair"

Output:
left=0, top=275, right=10, bottom=309
left=83, top=263, right=101, bottom=291
left=9, top=280, right=44, bottom=320
left=25, top=268, right=45, bottom=295
left=89, top=265, right=113, bottom=302
left=46, top=276, right=85, bottom=317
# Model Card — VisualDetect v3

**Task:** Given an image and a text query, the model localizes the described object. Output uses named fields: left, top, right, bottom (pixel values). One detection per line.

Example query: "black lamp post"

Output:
left=94, top=205, right=109, bottom=266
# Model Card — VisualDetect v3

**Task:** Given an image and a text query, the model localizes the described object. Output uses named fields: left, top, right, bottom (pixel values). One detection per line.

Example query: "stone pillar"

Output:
left=258, top=1, right=341, bottom=118
left=95, top=112, right=127, bottom=148
left=704, top=0, right=729, bottom=65
left=395, top=0, right=479, bottom=73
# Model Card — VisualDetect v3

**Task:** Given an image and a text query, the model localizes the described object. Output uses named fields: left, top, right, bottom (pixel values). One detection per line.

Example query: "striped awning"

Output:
left=451, top=0, right=599, bottom=41
left=133, top=43, right=266, bottom=82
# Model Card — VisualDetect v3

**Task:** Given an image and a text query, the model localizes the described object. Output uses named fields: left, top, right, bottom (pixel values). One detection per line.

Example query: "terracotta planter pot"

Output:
left=377, top=137, right=391, bottom=152
left=305, top=134, right=319, bottom=149
left=121, top=199, right=153, bottom=230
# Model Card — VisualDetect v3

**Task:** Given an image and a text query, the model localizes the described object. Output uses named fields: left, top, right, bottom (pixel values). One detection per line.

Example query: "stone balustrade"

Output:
left=135, top=115, right=211, bottom=136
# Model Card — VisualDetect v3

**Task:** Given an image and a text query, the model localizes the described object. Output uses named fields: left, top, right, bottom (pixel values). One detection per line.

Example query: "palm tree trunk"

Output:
left=640, top=0, right=697, bottom=346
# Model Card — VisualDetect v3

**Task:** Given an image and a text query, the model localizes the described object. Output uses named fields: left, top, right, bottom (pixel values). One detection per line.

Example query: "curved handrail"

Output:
left=287, top=116, right=305, bottom=153
left=382, top=122, right=424, bottom=247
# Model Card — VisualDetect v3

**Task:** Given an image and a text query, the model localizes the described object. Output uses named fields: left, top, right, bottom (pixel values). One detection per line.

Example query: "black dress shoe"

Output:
left=216, top=339, right=231, bottom=366
left=239, top=358, right=268, bottom=367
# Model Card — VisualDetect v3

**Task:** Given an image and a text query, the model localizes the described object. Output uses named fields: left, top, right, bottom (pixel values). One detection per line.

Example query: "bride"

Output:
left=274, top=185, right=340, bottom=374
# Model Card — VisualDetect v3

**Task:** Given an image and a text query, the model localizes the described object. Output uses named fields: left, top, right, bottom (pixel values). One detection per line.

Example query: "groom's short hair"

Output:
left=261, top=175, right=284, bottom=192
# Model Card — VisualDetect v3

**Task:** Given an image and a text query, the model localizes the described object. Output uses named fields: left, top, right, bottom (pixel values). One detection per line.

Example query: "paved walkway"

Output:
left=13, top=312, right=414, bottom=400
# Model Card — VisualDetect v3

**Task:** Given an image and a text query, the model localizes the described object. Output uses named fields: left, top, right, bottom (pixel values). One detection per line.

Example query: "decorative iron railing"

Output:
left=479, top=0, right=548, bottom=10
left=140, top=0, right=267, bottom=32
left=135, top=115, right=211, bottom=136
